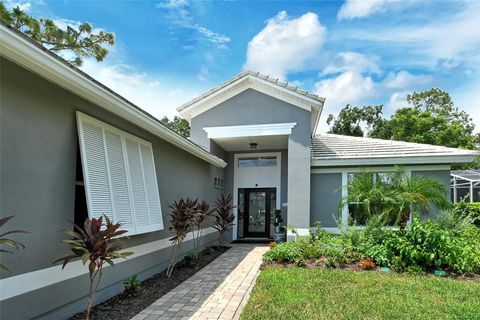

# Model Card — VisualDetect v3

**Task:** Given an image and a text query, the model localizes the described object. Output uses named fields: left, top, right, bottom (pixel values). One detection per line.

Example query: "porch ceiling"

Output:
left=213, top=135, right=288, bottom=152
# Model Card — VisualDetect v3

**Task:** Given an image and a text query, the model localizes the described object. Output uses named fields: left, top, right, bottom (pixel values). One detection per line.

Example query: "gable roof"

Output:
left=0, top=23, right=226, bottom=168
left=311, top=134, right=478, bottom=166
left=177, top=71, right=326, bottom=135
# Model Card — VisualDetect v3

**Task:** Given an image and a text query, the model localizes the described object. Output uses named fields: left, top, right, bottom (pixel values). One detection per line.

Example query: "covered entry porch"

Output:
left=204, top=122, right=310, bottom=240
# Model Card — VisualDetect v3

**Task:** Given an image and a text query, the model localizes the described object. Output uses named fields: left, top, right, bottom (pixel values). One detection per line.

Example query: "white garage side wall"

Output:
left=232, top=152, right=282, bottom=240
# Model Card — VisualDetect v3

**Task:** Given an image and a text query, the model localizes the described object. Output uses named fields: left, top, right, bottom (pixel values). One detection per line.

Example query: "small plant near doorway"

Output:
left=272, top=210, right=286, bottom=243
left=213, top=193, right=235, bottom=246
left=54, top=215, right=133, bottom=320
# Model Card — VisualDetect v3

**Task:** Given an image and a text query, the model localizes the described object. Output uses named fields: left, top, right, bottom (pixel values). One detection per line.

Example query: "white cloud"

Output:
left=383, top=70, right=432, bottom=89
left=337, top=0, right=417, bottom=20
left=156, top=0, right=230, bottom=49
left=4, top=0, right=32, bottom=11
left=315, top=71, right=376, bottom=108
left=243, top=11, right=326, bottom=80
left=387, top=91, right=409, bottom=110
left=322, top=52, right=381, bottom=76
left=343, top=2, right=480, bottom=67
left=80, top=60, right=195, bottom=119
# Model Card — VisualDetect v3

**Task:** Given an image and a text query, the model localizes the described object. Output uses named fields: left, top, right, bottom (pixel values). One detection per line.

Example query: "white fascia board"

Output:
left=311, top=155, right=477, bottom=167
left=0, top=26, right=226, bottom=168
left=204, top=122, right=297, bottom=139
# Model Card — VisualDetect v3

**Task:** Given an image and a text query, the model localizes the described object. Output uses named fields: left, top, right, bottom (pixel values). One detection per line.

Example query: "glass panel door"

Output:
left=243, top=188, right=275, bottom=237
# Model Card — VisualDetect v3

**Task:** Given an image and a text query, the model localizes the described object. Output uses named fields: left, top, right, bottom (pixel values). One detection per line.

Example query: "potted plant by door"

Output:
left=272, top=210, right=286, bottom=243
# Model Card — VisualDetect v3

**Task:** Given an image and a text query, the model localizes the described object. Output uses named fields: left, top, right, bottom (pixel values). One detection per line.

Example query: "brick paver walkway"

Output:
left=131, top=244, right=268, bottom=320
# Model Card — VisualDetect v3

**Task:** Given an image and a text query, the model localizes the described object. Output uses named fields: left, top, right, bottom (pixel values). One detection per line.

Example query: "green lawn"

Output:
left=240, top=268, right=480, bottom=320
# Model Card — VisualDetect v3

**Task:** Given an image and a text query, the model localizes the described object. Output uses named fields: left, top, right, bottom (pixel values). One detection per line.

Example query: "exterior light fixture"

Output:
left=249, top=142, right=258, bottom=149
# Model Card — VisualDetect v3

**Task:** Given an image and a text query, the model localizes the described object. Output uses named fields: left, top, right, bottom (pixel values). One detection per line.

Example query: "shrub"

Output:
left=123, top=275, right=141, bottom=297
left=436, top=207, right=475, bottom=231
left=358, top=236, right=392, bottom=267
left=264, top=218, right=480, bottom=275
left=54, top=215, right=133, bottom=319
left=451, top=202, right=480, bottom=227
left=184, top=250, right=198, bottom=267
left=263, top=241, right=302, bottom=264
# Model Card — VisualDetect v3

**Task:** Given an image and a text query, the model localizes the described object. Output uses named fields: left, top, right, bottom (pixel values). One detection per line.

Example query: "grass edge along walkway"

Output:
left=240, top=267, right=480, bottom=320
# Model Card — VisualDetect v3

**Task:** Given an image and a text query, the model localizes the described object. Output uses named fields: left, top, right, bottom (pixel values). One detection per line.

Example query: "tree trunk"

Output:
left=85, top=269, right=102, bottom=320
left=399, top=207, right=410, bottom=230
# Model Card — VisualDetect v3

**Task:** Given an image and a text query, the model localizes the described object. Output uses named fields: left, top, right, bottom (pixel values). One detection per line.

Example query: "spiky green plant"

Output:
left=0, top=216, right=28, bottom=272
left=54, top=215, right=133, bottom=319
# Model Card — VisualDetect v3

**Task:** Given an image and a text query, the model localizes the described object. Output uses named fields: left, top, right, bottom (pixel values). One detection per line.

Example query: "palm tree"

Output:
left=340, top=167, right=450, bottom=229
left=387, top=169, right=450, bottom=229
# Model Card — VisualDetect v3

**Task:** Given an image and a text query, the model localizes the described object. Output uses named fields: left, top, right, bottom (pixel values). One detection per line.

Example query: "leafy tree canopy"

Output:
left=0, top=3, right=114, bottom=66
left=327, top=88, right=476, bottom=150
left=160, top=116, right=190, bottom=138
left=326, top=104, right=383, bottom=137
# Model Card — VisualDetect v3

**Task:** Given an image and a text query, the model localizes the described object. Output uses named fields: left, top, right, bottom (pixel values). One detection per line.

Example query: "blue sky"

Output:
left=7, top=0, right=480, bottom=132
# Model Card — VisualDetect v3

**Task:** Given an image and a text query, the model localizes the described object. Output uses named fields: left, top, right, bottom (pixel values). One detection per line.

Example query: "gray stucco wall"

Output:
left=0, top=58, right=224, bottom=319
left=308, top=168, right=452, bottom=228
left=310, top=173, right=342, bottom=228
left=411, top=169, right=451, bottom=218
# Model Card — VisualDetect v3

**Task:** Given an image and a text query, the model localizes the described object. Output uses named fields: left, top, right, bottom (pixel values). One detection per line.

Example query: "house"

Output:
left=0, top=24, right=477, bottom=319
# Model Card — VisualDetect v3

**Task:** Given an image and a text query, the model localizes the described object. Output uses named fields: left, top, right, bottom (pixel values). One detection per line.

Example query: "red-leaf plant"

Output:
left=213, top=194, right=236, bottom=247
left=166, top=198, right=197, bottom=277
left=0, top=216, right=29, bottom=272
left=193, top=201, right=214, bottom=255
left=54, top=215, right=133, bottom=320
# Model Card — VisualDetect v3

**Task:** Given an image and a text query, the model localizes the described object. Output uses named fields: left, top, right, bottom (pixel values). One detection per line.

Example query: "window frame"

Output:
left=238, top=156, right=278, bottom=168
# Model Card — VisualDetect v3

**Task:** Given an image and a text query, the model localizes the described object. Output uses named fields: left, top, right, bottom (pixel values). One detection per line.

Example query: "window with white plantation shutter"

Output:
left=76, top=112, right=163, bottom=235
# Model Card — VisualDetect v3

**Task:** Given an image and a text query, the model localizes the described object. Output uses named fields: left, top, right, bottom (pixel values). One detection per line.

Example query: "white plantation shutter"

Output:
left=76, top=112, right=164, bottom=235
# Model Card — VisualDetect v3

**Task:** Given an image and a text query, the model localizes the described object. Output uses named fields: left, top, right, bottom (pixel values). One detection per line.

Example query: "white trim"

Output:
left=204, top=123, right=297, bottom=139
left=311, top=155, right=476, bottom=167
left=232, top=152, right=282, bottom=240
left=0, top=227, right=217, bottom=301
left=0, top=25, right=226, bottom=168
left=341, top=172, right=348, bottom=225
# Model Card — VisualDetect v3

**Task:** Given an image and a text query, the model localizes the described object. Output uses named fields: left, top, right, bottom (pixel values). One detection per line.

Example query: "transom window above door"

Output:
left=238, top=156, right=277, bottom=167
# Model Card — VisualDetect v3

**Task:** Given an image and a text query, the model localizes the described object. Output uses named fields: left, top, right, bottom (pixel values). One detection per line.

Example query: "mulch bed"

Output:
left=71, top=246, right=230, bottom=320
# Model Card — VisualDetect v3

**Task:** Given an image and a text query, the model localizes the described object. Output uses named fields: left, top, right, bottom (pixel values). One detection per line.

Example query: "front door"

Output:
left=244, top=188, right=275, bottom=238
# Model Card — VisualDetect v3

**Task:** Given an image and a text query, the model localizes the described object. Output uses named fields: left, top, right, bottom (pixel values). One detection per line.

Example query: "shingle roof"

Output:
left=312, top=134, right=478, bottom=160
left=177, top=70, right=325, bottom=112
